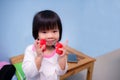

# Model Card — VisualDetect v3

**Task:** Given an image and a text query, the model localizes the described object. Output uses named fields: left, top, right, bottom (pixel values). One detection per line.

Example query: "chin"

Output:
left=47, top=42, right=56, bottom=46
left=47, top=44, right=55, bottom=47
left=46, top=45, right=55, bottom=48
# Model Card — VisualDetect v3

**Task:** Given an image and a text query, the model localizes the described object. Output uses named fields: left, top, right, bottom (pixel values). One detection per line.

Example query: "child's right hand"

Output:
left=34, top=39, right=46, bottom=57
left=40, top=39, right=46, bottom=51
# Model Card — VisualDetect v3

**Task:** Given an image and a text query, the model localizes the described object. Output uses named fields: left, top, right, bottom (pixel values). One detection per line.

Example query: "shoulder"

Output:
left=24, top=44, right=37, bottom=57
left=26, top=44, right=33, bottom=49
left=25, top=44, right=34, bottom=53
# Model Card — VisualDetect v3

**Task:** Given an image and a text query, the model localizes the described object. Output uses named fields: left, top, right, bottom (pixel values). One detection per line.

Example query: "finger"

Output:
left=58, top=48, right=63, bottom=51
left=34, top=40, right=40, bottom=48
left=63, top=39, right=68, bottom=46
left=62, top=40, right=68, bottom=48
left=34, top=39, right=39, bottom=45
left=40, top=45, right=46, bottom=52
left=61, top=45, right=70, bottom=56
left=58, top=48, right=67, bottom=56
left=34, top=40, right=37, bottom=48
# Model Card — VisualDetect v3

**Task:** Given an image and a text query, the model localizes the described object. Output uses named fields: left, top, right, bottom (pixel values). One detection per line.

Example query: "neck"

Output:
left=46, top=45, right=55, bottom=50
left=44, top=45, right=55, bottom=54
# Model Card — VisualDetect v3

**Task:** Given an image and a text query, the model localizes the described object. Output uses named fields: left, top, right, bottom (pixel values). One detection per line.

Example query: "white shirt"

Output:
left=22, top=44, right=68, bottom=80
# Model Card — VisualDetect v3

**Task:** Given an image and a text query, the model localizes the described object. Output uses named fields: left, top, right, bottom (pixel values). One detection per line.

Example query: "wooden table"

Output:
left=10, top=46, right=95, bottom=80
left=60, top=46, right=96, bottom=80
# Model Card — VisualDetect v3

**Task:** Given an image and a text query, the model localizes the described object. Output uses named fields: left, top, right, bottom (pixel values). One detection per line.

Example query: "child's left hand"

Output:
left=58, top=40, right=68, bottom=70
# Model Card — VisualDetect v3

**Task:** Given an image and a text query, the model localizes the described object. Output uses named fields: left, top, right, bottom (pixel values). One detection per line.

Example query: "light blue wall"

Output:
left=0, top=0, right=120, bottom=61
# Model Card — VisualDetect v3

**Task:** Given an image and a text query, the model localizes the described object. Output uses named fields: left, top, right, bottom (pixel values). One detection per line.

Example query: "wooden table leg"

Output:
left=87, top=62, right=94, bottom=80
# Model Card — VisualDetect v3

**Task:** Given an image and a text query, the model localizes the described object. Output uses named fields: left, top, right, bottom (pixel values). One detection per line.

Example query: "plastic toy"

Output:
left=40, top=39, right=46, bottom=51
left=56, top=42, right=63, bottom=55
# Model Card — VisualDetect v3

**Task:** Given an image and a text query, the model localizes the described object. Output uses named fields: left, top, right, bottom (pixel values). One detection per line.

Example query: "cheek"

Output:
left=38, top=33, right=45, bottom=39
left=56, top=33, right=60, bottom=40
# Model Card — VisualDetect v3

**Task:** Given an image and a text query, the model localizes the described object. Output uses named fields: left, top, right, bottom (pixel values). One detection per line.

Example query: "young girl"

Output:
left=22, top=10, right=68, bottom=80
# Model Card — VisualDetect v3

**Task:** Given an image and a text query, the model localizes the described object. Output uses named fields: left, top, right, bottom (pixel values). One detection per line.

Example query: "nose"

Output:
left=47, top=33, right=53, bottom=38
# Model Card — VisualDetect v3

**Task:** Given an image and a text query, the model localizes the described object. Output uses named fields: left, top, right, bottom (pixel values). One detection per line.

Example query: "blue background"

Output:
left=0, top=0, right=120, bottom=61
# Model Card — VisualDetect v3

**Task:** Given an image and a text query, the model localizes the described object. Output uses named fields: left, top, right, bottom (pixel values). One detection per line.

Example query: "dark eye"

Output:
left=42, top=31, right=46, bottom=33
left=53, top=30, right=58, bottom=33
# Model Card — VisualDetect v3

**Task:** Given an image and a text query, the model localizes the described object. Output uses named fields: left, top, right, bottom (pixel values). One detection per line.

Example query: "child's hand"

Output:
left=40, top=39, right=46, bottom=51
left=56, top=42, right=63, bottom=55
left=34, top=39, right=46, bottom=57
left=56, top=40, right=68, bottom=56
left=58, top=40, right=68, bottom=70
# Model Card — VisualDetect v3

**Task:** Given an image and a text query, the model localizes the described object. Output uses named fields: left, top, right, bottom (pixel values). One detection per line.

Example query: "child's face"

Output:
left=38, top=28, right=60, bottom=46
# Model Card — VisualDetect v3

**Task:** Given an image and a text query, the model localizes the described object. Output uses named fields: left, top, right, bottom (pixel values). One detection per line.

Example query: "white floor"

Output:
left=65, top=49, right=120, bottom=80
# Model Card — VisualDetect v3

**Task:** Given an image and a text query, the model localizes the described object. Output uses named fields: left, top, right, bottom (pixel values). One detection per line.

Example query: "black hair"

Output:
left=32, top=10, right=62, bottom=41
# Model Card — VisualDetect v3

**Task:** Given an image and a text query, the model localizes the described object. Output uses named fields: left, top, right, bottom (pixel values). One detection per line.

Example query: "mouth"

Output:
left=46, top=40, right=56, bottom=46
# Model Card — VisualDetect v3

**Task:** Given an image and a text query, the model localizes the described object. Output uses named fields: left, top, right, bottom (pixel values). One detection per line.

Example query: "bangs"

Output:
left=38, top=21, right=58, bottom=32
left=39, top=23, right=58, bottom=32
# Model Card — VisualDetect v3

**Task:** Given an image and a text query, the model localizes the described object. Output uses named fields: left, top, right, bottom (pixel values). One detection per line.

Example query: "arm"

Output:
left=58, top=54, right=67, bottom=70
left=34, top=39, right=45, bottom=70
left=56, top=54, right=68, bottom=75
left=56, top=44, right=68, bottom=75
left=22, top=45, right=40, bottom=78
left=22, top=40, right=45, bottom=78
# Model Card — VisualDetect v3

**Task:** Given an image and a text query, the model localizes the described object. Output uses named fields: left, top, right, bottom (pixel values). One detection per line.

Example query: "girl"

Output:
left=22, top=10, right=68, bottom=80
